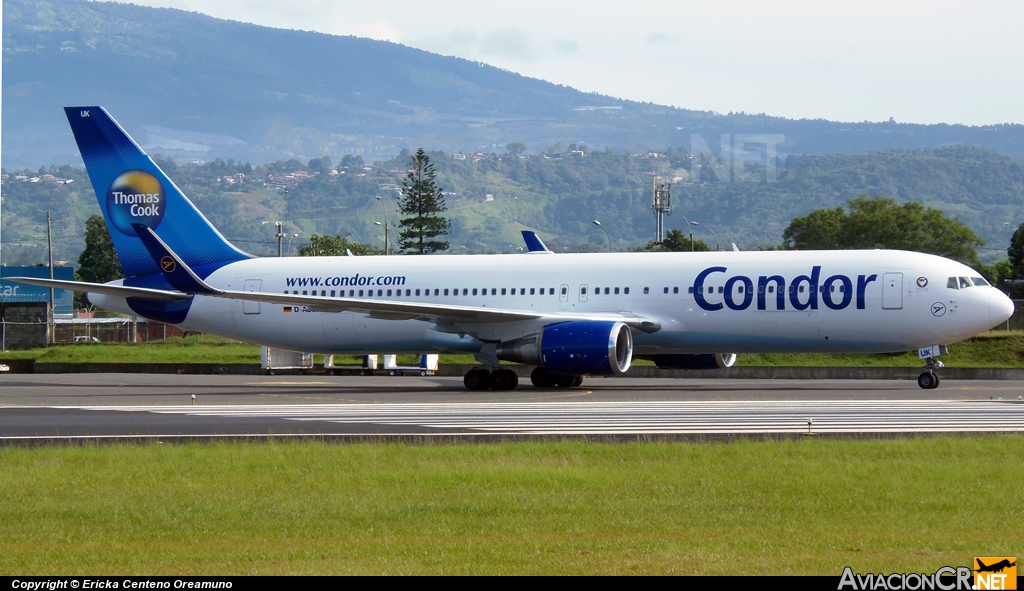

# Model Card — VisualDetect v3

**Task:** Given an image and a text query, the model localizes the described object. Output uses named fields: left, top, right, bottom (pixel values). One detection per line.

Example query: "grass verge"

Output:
left=3, top=332, right=1024, bottom=368
left=1, top=437, right=1021, bottom=575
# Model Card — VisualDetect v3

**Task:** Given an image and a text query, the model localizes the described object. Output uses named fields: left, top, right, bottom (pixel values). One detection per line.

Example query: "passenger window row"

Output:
left=592, top=286, right=630, bottom=295
left=283, top=287, right=558, bottom=297
left=688, top=284, right=848, bottom=294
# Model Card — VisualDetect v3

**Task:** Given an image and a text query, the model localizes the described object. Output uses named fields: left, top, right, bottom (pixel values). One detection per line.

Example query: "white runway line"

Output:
left=72, top=400, right=1024, bottom=435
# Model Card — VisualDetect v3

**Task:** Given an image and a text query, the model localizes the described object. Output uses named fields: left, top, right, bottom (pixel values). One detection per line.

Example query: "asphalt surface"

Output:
left=1, top=374, right=1022, bottom=440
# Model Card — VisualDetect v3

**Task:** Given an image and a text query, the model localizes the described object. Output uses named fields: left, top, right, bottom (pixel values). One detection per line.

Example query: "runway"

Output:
left=1, top=374, right=1022, bottom=441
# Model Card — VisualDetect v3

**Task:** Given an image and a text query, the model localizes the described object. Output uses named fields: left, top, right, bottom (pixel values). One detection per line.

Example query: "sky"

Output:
left=118, top=1, right=1023, bottom=125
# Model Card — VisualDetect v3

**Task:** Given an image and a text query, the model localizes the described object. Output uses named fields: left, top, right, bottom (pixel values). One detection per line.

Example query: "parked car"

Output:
left=73, top=336, right=100, bottom=343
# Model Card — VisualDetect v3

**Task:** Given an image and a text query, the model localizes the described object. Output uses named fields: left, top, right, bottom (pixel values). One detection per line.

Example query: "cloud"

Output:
left=328, top=17, right=403, bottom=42
left=646, top=32, right=677, bottom=45
left=552, top=38, right=579, bottom=55
left=478, top=28, right=534, bottom=61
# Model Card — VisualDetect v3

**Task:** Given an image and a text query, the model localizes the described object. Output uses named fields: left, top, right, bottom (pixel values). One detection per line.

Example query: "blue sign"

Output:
left=0, top=266, right=76, bottom=313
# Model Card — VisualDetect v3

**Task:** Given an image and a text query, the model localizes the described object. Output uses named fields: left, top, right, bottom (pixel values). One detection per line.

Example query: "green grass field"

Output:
left=4, top=332, right=1024, bottom=368
left=1, top=437, right=1021, bottom=575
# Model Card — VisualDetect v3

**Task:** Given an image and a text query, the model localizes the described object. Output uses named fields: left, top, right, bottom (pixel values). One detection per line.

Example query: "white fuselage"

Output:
left=91, top=249, right=1013, bottom=356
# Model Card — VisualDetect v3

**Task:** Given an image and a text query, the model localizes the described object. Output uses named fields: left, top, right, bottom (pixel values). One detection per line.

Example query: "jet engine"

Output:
left=649, top=353, right=737, bottom=370
left=496, top=320, right=633, bottom=375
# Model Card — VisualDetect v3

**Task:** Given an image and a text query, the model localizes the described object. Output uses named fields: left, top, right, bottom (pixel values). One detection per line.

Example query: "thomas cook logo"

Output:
left=106, top=170, right=165, bottom=236
left=974, top=557, right=1016, bottom=590
left=160, top=256, right=176, bottom=273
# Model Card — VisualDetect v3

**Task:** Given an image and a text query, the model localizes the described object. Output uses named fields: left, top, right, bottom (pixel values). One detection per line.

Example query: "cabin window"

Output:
left=688, top=286, right=694, bottom=294
left=673, top=287, right=679, bottom=294
left=501, top=288, right=507, bottom=295
left=561, top=287, right=567, bottom=295
left=530, top=288, right=536, bottom=295
left=663, top=287, right=668, bottom=294
left=463, top=288, right=469, bottom=295
left=959, top=277, right=972, bottom=289
left=283, top=291, right=288, bottom=294
left=386, top=289, right=392, bottom=296
left=472, top=288, right=478, bottom=296
left=434, top=289, right=440, bottom=296
left=549, top=287, right=555, bottom=295
left=644, top=287, right=650, bottom=294
left=519, top=288, right=525, bottom=295
left=738, top=286, right=744, bottom=293
left=378, top=289, right=383, bottom=296
left=444, top=289, right=449, bottom=296
left=972, top=277, right=990, bottom=286
left=697, top=286, right=703, bottom=294
left=581, top=287, right=588, bottom=295
left=799, top=286, right=805, bottom=293
left=717, top=286, right=722, bottom=294
left=624, top=287, right=630, bottom=294
left=415, top=289, right=421, bottom=296
left=406, top=289, right=411, bottom=296
left=453, top=289, right=459, bottom=296
left=947, top=277, right=958, bottom=289
left=768, top=286, right=774, bottom=293
left=492, top=288, right=498, bottom=295
left=614, top=287, right=620, bottom=295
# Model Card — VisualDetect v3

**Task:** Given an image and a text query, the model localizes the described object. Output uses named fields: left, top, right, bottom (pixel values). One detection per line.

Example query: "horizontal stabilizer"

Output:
left=5, top=277, right=190, bottom=302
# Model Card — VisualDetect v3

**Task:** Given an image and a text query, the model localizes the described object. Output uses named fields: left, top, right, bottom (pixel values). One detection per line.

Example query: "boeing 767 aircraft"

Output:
left=11, top=107, right=1014, bottom=390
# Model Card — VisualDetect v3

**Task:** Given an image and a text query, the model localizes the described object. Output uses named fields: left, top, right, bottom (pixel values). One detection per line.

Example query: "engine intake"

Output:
left=650, top=353, right=736, bottom=370
left=496, top=320, right=633, bottom=375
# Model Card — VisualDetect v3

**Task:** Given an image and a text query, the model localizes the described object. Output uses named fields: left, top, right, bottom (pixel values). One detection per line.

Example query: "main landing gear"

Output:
left=464, top=367, right=519, bottom=391
left=530, top=367, right=584, bottom=389
left=918, top=358, right=943, bottom=390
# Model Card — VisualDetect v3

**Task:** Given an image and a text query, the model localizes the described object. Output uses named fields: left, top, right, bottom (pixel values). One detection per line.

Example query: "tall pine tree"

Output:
left=398, top=149, right=450, bottom=254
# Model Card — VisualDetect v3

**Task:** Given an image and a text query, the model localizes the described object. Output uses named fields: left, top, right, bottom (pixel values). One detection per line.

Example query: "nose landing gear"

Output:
left=917, top=358, right=943, bottom=389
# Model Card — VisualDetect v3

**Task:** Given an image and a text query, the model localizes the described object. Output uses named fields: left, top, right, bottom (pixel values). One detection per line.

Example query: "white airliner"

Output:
left=12, top=107, right=1014, bottom=390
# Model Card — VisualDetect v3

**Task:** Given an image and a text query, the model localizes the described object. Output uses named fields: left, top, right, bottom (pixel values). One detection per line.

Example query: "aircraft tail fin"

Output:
left=64, top=107, right=251, bottom=279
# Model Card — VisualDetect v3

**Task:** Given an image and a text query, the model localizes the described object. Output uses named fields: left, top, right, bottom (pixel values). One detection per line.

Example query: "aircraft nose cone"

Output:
left=990, top=290, right=1015, bottom=326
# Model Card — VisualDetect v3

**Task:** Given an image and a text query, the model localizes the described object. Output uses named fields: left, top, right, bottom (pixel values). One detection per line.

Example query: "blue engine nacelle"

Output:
left=496, top=320, right=633, bottom=375
left=649, top=353, right=736, bottom=370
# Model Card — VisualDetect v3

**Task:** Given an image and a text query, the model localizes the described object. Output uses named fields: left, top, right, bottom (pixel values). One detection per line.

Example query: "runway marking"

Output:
left=68, top=400, right=1024, bottom=436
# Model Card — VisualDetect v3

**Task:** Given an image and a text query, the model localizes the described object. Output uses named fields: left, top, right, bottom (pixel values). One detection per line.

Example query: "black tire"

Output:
left=918, top=371, right=936, bottom=389
left=531, top=367, right=548, bottom=388
left=420, top=370, right=427, bottom=376
left=464, top=368, right=490, bottom=390
left=389, top=370, right=396, bottom=376
left=359, top=369, right=367, bottom=376
left=555, top=374, right=575, bottom=388
left=930, top=373, right=941, bottom=389
left=507, top=370, right=519, bottom=389
left=490, top=369, right=512, bottom=391
left=571, top=375, right=583, bottom=387
left=269, top=370, right=276, bottom=376
left=328, top=369, right=336, bottom=376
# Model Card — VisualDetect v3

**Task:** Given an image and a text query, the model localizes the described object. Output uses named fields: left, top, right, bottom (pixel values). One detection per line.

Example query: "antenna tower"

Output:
left=651, top=178, right=671, bottom=243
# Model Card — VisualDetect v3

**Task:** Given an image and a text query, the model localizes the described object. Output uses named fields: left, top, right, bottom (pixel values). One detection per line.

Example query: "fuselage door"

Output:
left=243, top=279, right=262, bottom=314
left=579, top=284, right=589, bottom=303
left=559, top=284, right=569, bottom=303
left=882, top=273, right=903, bottom=310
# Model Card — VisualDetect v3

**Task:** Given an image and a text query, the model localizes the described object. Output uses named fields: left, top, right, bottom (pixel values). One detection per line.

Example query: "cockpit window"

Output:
left=958, top=277, right=973, bottom=289
left=971, top=277, right=990, bottom=287
left=947, top=277, right=959, bottom=289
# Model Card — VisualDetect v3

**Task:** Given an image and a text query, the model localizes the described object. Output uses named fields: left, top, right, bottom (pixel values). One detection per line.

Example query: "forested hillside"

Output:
left=3, top=145, right=1023, bottom=265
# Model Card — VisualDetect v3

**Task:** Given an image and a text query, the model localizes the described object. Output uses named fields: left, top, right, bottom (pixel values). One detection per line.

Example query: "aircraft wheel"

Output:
left=918, top=371, right=939, bottom=389
left=507, top=370, right=519, bottom=389
left=571, top=375, right=584, bottom=387
left=491, top=369, right=515, bottom=390
left=555, top=374, right=576, bottom=388
left=328, top=369, right=336, bottom=376
left=531, top=367, right=548, bottom=387
left=464, top=368, right=491, bottom=391
left=389, top=369, right=397, bottom=376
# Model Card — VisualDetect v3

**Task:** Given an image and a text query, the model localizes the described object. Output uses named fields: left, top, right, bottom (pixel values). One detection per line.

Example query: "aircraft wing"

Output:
left=6, top=276, right=661, bottom=332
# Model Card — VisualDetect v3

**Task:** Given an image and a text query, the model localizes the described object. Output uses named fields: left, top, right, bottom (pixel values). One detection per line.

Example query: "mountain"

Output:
left=4, top=0, right=1024, bottom=169
left=4, top=145, right=1022, bottom=267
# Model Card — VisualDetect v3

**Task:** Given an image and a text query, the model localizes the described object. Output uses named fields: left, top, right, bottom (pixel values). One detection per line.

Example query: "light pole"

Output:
left=675, top=213, right=695, bottom=252
left=592, top=220, right=612, bottom=252
left=690, top=221, right=719, bottom=252
left=46, top=179, right=74, bottom=345
left=261, top=220, right=286, bottom=257
left=286, top=232, right=299, bottom=255
left=376, top=195, right=389, bottom=255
